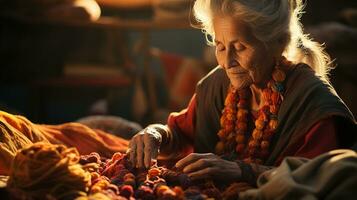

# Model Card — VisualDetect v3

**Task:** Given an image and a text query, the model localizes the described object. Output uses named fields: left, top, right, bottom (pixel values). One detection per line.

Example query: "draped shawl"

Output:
left=194, top=64, right=356, bottom=165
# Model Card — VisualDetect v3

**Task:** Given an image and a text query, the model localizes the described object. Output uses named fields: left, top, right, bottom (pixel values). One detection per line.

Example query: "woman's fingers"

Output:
left=128, top=140, right=137, bottom=167
left=128, top=127, right=163, bottom=168
left=183, top=158, right=211, bottom=174
left=176, top=153, right=214, bottom=170
left=143, top=133, right=159, bottom=168
left=136, top=138, right=144, bottom=168
left=188, top=167, right=217, bottom=181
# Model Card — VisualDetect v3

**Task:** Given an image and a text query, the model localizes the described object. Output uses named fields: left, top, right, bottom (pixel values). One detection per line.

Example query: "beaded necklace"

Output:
left=215, top=59, right=290, bottom=164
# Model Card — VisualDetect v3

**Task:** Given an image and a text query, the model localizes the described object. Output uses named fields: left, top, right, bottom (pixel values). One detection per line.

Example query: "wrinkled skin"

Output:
left=129, top=15, right=281, bottom=181
left=175, top=153, right=241, bottom=182
left=128, top=127, right=162, bottom=169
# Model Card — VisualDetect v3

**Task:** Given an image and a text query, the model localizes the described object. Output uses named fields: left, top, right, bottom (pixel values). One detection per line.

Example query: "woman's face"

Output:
left=213, top=15, right=276, bottom=90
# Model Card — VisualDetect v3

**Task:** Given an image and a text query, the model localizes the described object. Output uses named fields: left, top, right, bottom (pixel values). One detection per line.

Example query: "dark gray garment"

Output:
left=239, top=149, right=357, bottom=200
left=194, top=64, right=356, bottom=165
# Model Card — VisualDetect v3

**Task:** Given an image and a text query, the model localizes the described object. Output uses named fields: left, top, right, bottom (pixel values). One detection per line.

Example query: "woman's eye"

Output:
left=216, top=44, right=225, bottom=51
left=234, top=43, right=245, bottom=51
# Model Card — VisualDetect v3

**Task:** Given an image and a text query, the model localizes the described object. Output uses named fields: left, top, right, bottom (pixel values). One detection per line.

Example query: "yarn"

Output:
left=7, top=142, right=91, bottom=200
left=7, top=143, right=255, bottom=199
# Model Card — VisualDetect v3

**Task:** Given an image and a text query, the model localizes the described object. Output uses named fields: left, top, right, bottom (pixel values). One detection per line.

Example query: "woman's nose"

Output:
left=225, top=51, right=237, bottom=69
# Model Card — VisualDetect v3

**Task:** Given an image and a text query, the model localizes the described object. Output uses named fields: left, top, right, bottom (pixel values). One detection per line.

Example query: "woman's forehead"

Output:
left=213, top=15, right=255, bottom=43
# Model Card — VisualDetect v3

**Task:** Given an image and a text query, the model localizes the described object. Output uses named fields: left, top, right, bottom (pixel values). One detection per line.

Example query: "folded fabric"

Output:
left=240, top=149, right=357, bottom=200
left=0, top=110, right=129, bottom=175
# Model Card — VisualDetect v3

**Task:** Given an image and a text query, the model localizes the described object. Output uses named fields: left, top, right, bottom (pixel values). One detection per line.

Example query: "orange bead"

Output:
left=261, top=105, right=270, bottom=114
left=238, top=89, right=249, bottom=99
left=261, top=141, right=270, bottom=150
left=270, top=105, right=279, bottom=114
left=220, top=117, right=226, bottom=126
left=235, top=144, right=245, bottom=153
left=237, top=115, right=248, bottom=122
left=225, top=123, right=234, bottom=132
left=248, top=140, right=259, bottom=148
left=156, top=185, right=171, bottom=196
left=236, top=122, right=248, bottom=131
left=215, top=141, right=225, bottom=154
left=236, top=129, right=246, bottom=136
left=227, top=132, right=235, bottom=141
left=263, top=129, right=275, bottom=140
left=243, top=158, right=252, bottom=163
left=248, top=148, right=257, bottom=156
left=225, top=93, right=236, bottom=106
left=269, top=119, right=279, bottom=130
left=226, top=113, right=235, bottom=121
left=271, top=92, right=281, bottom=105
left=262, top=88, right=271, bottom=102
left=255, top=120, right=265, bottom=130
left=252, top=129, right=263, bottom=139
left=272, top=69, right=286, bottom=82
left=148, top=168, right=161, bottom=177
left=235, top=134, right=245, bottom=143
left=238, top=99, right=248, bottom=108
left=237, top=109, right=248, bottom=118
left=257, top=112, right=268, bottom=122
left=217, top=130, right=227, bottom=140
left=124, top=173, right=135, bottom=181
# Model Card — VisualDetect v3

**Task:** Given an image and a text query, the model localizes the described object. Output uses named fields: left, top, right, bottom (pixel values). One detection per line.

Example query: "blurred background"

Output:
left=0, top=0, right=356, bottom=129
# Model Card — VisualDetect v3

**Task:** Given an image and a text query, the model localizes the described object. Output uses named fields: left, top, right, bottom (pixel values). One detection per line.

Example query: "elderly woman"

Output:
left=128, top=0, right=356, bottom=185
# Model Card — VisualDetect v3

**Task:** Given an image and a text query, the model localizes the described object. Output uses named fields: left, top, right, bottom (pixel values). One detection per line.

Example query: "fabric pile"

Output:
left=5, top=142, right=254, bottom=200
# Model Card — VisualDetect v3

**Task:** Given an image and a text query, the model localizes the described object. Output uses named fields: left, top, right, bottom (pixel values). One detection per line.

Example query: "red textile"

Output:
left=275, top=118, right=338, bottom=164
left=167, top=94, right=338, bottom=164
left=167, top=94, right=197, bottom=143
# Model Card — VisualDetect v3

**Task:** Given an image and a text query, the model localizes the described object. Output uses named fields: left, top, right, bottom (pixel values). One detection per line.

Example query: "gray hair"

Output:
left=193, top=0, right=332, bottom=81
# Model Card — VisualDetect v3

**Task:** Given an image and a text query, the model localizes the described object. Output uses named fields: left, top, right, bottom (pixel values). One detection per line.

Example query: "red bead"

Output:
left=260, top=141, right=270, bottom=150
left=238, top=89, right=249, bottom=99
left=238, top=99, right=248, bottom=108
left=236, top=122, right=248, bottom=131
left=235, top=144, right=245, bottom=153
left=225, top=123, right=234, bottom=132
left=260, top=150, right=270, bottom=158
left=263, top=130, right=274, bottom=140
left=248, top=140, right=259, bottom=148
left=261, top=105, right=270, bottom=114
left=248, top=148, right=257, bottom=156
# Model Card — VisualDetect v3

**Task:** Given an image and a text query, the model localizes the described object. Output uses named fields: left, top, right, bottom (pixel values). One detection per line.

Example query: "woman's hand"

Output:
left=128, top=126, right=162, bottom=169
left=175, top=153, right=242, bottom=182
